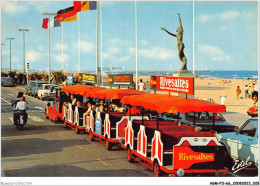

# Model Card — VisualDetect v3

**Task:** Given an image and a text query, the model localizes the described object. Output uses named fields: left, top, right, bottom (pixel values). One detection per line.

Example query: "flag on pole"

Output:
left=42, top=18, right=49, bottom=29
left=49, top=16, right=61, bottom=27
left=42, top=17, right=61, bottom=29
left=56, top=6, right=77, bottom=22
left=73, top=1, right=97, bottom=12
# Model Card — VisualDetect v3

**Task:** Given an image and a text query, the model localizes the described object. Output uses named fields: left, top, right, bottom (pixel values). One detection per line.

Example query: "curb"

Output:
left=1, top=170, right=5, bottom=177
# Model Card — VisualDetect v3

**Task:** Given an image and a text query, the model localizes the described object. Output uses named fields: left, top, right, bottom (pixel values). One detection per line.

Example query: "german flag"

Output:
left=55, top=6, right=77, bottom=22
left=73, top=1, right=97, bottom=12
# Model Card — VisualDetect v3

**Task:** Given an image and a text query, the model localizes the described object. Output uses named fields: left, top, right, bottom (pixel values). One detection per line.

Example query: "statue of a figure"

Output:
left=161, top=13, right=187, bottom=71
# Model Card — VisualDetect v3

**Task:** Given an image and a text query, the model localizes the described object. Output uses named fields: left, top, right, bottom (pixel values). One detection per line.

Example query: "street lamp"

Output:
left=6, top=38, right=14, bottom=72
left=42, top=12, right=56, bottom=84
left=18, top=28, right=29, bottom=73
left=1, top=43, right=4, bottom=73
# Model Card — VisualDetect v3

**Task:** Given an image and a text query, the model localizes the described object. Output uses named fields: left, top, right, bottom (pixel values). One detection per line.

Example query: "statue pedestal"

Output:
left=172, top=71, right=195, bottom=98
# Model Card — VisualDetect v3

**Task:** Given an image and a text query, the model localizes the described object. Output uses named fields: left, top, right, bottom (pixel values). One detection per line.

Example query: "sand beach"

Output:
left=135, top=76, right=258, bottom=127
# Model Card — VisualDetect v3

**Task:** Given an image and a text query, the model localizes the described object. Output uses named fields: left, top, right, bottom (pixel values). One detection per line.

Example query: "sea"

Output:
left=132, top=71, right=258, bottom=80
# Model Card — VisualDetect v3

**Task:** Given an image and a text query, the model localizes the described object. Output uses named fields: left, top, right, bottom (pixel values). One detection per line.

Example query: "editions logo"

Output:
left=232, top=157, right=252, bottom=173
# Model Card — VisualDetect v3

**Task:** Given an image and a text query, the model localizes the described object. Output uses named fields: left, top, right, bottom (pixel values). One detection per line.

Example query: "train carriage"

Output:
left=45, top=85, right=103, bottom=134
left=120, top=94, right=229, bottom=177
left=45, top=86, right=63, bottom=122
left=87, top=88, right=147, bottom=150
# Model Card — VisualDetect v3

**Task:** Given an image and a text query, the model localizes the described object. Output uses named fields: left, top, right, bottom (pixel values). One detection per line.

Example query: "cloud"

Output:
left=110, top=38, right=121, bottom=44
left=139, top=47, right=175, bottom=60
left=198, top=10, right=240, bottom=22
left=2, top=2, right=28, bottom=14
left=108, top=47, right=121, bottom=54
left=102, top=47, right=121, bottom=59
left=128, top=47, right=135, bottom=55
left=219, top=10, right=240, bottom=21
left=198, top=14, right=214, bottom=22
left=81, top=41, right=95, bottom=52
left=198, top=45, right=230, bottom=62
left=118, top=56, right=130, bottom=62
left=54, top=54, right=68, bottom=62
left=26, top=51, right=44, bottom=62
left=140, top=40, right=149, bottom=45
left=55, top=43, right=68, bottom=51
left=103, top=53, right=110, bottom=59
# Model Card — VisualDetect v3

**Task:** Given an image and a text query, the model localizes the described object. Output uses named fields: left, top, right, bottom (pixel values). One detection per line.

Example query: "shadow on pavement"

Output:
left=3, top=164, right=151, bottom=177
left=2, top=138, right=90, bottom=158
left=1, top=123, right=64, bottom=137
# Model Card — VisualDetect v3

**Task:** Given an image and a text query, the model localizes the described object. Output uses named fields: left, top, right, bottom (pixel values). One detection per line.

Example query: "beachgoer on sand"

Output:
left=245, top=85, right=249, bottom=98
left=236, top=86, right=241, bottom=99
left=247, top=91, right=258, bottom=117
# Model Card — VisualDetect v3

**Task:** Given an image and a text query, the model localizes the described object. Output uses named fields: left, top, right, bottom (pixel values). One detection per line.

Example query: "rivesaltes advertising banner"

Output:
left=150, top=76, right=194, bottom=95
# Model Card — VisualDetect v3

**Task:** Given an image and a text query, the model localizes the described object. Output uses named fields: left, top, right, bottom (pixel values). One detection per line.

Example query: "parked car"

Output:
left=217, top=117, right=258, bottom=168
left=155, top=111, right=237, bottom=133
left=25, top=81, right=48, bottom=97
left=37, top=84, right=57, bottom=101
left=1, top=77, right=15, bottom=87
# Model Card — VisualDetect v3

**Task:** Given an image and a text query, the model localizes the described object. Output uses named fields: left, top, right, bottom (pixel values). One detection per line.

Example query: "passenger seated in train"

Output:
left=70, top=95, right=77, bottom=106
left=114, top=103, right=125, bottom=113
left=86, top=100, right=95, bottom=116
left=96, top=100, right=104, bottom=113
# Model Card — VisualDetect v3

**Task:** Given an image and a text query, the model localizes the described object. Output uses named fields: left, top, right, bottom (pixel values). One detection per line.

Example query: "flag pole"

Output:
left=48, top=14, right=51, bottom=84
left=61, top=22, right=63, bottom=71
left=193, top=0, right=195, bottom=75
left=96, top=1, right=99, bottom=86
left=78, top=14, right=80, bottom=73
left=135, top=0, right=138, bottom=90
left=100, top=1, right=103, bottom=86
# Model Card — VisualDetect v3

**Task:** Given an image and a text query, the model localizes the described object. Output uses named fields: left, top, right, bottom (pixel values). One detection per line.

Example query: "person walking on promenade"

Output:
left=245, top=85, right=249, bottom=98
left=236, top=86, right=241, bottom=99
left=138, top=79, right=146, bottom=91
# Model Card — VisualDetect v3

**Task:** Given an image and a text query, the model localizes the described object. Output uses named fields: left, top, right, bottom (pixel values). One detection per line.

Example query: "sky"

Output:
left=0, top=1, right=259, bottom=72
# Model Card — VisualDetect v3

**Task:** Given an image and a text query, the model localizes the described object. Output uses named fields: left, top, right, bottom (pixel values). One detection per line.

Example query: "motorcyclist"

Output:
left=15, top=96, right=28, bottom=124
left=11, top=92, right=24, bottom=124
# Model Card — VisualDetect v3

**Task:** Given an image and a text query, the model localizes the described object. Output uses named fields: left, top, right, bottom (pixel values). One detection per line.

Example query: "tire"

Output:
left=64, top=121, right=68, bottom=128
left=19, top=124, right=23, bottom=130
left=89, top=131, right=94, bottom=141
left=75, top=126, right=80, bottom=134
left=41, top=96, right=45, bottom=101
left=34, top=94, right=37, bottom=98
left=127, top=149, right=134, bottom=163
left=153, top=161, right=162, bottom=177
left=105, top=138, right=112, bottom=150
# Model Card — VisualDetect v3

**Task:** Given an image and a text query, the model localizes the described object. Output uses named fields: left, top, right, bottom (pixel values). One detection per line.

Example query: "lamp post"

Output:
left=1, top=43, right=4, bottom=73
left=42, top=12, right=56, bottom=84
left=6, top=38, right=14, bottom=72
left=18, top=29, right=29, bottom=73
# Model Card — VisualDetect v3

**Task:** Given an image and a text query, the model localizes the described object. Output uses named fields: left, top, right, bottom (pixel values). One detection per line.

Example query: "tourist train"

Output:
left=45, top=84, right=229, bottom=177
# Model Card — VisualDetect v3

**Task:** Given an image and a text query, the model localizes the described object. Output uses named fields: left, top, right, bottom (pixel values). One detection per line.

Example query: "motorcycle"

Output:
left=14, top=111, right=27, bottom=130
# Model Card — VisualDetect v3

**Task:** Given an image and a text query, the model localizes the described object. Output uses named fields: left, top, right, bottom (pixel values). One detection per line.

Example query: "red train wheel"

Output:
left=153, top=161, right=162, bottom=177
left=89, top=131, right=94, bottom=141
left=75, top=126, right=80, bottom=134
left=105, top=138, right=112, bottom=150
left=127, top=149, right=133, bottom=163
left=64, top=121, right=68, bottom=128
